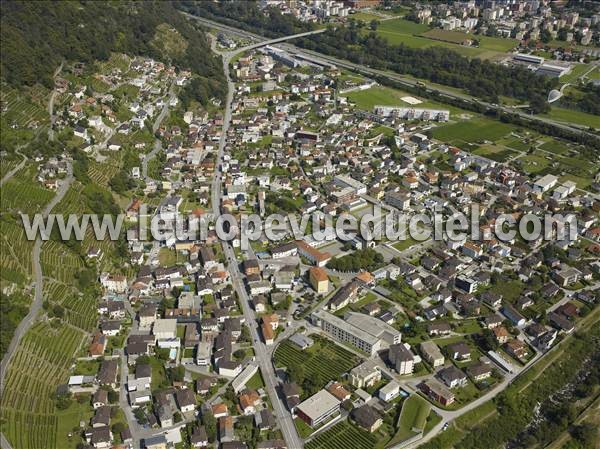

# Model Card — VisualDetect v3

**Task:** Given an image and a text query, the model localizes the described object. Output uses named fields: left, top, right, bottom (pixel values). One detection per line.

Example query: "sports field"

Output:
left=345, top=85, right=464, bottom=114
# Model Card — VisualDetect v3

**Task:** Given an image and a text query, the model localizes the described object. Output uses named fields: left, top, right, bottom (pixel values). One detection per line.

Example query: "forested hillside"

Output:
left=1, top=1, right=225, bottom=103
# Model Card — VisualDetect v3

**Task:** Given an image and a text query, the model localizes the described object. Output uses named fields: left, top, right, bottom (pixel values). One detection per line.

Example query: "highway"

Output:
left=186, top=14, right=599, bottom=141
left=210, top=38, right=305, bottom=449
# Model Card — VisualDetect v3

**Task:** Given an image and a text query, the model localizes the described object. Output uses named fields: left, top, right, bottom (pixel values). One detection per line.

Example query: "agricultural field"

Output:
left=274, top=335, right=360, bottom=391
left=431, top=117, right=515, bottom=146
left=0, top=321, right=85, bottom=449
left=542, top=106, right=600, bottom=130
left=1, top=85, right=50, bottom=128
left=40, top=240, right=84, bottom=285
left=422, top=29, right=517, bottom=53
left=305, top=421, right=379, bottom=449
left=1, top=163, right=56, bottom=214
left=60, top=293, right=98, bottom=332
left=373, top=19, right=511, bottom=59
left=0, top=217, right=34, bottom=285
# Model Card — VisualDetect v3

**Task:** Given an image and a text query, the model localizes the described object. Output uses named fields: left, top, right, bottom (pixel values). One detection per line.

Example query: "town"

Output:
left=0, top=2, right=599, bottom=449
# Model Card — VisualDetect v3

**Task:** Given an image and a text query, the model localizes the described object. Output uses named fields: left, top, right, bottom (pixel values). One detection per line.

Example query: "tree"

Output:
left=369, top=20, right=378, bottom=31
left=201, top=411, right=217, bottom=442
left=52, top=304, right=65, bottom=318
left=541, top=29, right=552, bottom=43
left=570, top=423, right=596, bottom=447
left=54, top=391, right=72, bottom=410
left=530, top=94, right=550, bottom=114
left=134, top=407, right=148, bottom=425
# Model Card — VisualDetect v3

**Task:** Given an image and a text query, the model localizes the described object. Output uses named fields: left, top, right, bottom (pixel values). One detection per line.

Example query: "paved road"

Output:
left=0, top=432, right=13, bottom=449
left=0, top=161, right=74, bottom=393
left=209, top=45, right=304, bottom=448
left=48, top=62, right=63, bottom=143
left=142, top=83, right=176, bottom=183
left=0, top=148, right=27, bottom=187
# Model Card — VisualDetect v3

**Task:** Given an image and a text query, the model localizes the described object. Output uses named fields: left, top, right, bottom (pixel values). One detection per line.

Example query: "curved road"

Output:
left=0, top=161, right=73, bottom=393
left=142, top=83, right=176, bottom=183
left=0, top=149, right=27, bottom=187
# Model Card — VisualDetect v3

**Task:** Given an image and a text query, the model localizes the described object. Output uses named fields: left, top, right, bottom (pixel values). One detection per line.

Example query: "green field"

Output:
left=274, top=336, right=360, bottom=392
left=389, top=395, right=431, bottom=444
left=373, top=19, right=510, bottom=59
left=431, top=118, right=515, bottom=145
left=305, top=421, right=378, bottom=449
left=472, top=144, right=519, bottom=162
left=542, top=106, right=600, bottom=129
left=422, top=29, right=517, bottom=52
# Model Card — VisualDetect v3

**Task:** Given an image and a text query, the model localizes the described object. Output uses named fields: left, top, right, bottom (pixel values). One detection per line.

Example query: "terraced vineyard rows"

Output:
left=0, top=164, right=55, bottom=214
left=0, top=218, right=34, bottom=283
left=88, top=159, right=120, bottom=187
left=43, top=279, right=97, bottom=332
left=0, top=321, right=84, bottom=449
left=306, top=421, right=378, bottom=449
left=1, top=86, right=49, bottom=127
left=40, top=240, right=84, bottom=284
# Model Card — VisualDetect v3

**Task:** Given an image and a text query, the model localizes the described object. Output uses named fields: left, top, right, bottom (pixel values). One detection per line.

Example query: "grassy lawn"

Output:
left=349, top=12, right=382, bottom=22
left=246, top=370, right=265, bottom=390
left=392, top=237, right=420, bottom=252
left=517, top=153, right=551, bottom=174
left=542, top=106, right=600, bottom=129
left=539, top=139, right=571, bottom=155
left=149, top=356, right=167, bottom=390
left=372, top=19, right=508, bottom=59
left=158, top=247, right=178, bottom=267
left=487, top=279, right=525, bottom=302
left=295, top=418, right=314, bottom=438
left=431, top=117, right=515, bottom=144
left=471, top=144, right=519, bottom=162
left=55, top=399, right=94, bottom=449
left=421, top=29, right=517, bottom=53
left=74, top=359, right=101, bottom=376
left=424, top=411, right=443, bottom=435
left=389, top=395, right=430, bottom=445
left=559, top=62, right=595, bottom=84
